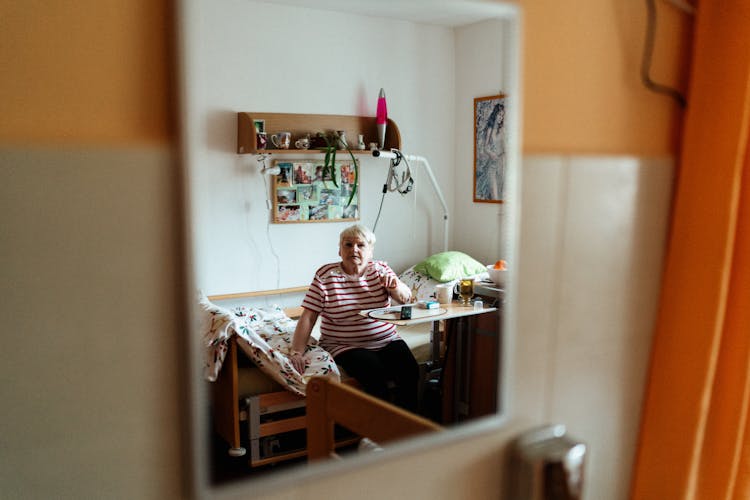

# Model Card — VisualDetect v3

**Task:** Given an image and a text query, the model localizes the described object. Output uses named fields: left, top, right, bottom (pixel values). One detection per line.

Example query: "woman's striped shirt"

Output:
left=302, top=260, right=401, bottom=357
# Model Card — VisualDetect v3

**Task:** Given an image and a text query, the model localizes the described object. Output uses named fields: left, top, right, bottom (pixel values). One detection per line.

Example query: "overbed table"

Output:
left=360, top=300, right=500, bottom=423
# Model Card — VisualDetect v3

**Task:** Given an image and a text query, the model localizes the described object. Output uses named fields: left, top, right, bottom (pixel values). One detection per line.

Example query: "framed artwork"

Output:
left=253, top=119, right=265, bottom=133
left=473, top=94, right=506, bottom=203
left=272, top=160, right=359, bottom=223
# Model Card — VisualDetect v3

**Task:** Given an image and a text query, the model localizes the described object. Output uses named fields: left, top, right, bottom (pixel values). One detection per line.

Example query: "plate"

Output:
left=367, top=306, right=447, bottom=321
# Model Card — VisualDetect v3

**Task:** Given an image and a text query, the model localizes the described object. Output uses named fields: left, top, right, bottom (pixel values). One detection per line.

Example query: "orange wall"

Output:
left=1, top=1, right=689, bottom=153
left=0, top=0, right=172, bottom=144
left=515, top=0, right=692, bottom=155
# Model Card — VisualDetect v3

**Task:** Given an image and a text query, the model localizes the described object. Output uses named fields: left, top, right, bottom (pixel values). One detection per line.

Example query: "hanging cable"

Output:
left=372, top=185, right=387, bottom=233
left=641, top=0, right=688, bottom=108
left=259, top=156, right=281, bottom=289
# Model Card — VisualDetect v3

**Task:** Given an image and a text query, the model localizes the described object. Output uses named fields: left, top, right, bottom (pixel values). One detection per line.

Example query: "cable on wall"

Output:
left=641, top=0, right=692, bottom=108
left=259, top=156, right=282, bottom=290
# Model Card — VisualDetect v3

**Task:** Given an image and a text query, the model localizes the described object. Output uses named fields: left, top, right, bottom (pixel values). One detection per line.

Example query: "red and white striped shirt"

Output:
left=302, top=260, right=401, bottom=357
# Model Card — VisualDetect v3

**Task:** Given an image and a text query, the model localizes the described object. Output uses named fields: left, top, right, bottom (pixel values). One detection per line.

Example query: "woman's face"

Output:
left=494, top=108, right=505, bottom=132
left=339, top=234, right=373, bottom=273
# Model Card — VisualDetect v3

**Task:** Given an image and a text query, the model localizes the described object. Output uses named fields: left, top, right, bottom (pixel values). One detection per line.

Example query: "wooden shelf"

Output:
left=237, top=112, right=401, bottom=155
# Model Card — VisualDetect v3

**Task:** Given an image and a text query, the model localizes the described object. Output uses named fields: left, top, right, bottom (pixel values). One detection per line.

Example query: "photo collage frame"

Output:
left=271, top=160, right=359, bottom=223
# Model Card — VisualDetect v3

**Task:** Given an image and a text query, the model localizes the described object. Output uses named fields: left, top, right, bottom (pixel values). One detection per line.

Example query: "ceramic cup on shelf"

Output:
left=271, top=131, right=291, bottom=149
left=294, top=136, right=310, bottom=149
left=336, top=130, right=348, bottom=149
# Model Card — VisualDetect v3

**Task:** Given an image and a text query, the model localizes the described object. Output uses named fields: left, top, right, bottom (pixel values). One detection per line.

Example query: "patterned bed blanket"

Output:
left=199, top=295, right=340, bottom=396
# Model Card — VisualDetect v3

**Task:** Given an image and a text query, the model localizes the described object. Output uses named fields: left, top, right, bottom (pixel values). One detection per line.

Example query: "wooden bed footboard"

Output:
left=306, top=377, right=442, bottom=461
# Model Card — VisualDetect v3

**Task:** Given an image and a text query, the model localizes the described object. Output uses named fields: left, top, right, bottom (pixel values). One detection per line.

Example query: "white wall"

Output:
left=514, top=155, right=673, bottom=499
left=186, top=0, right=490, bottom=296
left=455, top=18, right=511, bottom=263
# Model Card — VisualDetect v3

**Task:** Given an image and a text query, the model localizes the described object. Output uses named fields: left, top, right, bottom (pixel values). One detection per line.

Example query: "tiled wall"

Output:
left=514, top=155, right=674, bottom=499
left=0, top=146, right=184, bottom=498
left=0, top=147, right=674, bottom=499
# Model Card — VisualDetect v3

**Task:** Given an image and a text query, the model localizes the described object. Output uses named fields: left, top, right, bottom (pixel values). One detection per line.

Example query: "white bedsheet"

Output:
left=199, top=295, right=340, bottom=396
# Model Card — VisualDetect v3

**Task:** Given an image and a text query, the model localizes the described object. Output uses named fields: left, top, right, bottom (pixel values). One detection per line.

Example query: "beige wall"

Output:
left=1, top=1, right=685, bottom=498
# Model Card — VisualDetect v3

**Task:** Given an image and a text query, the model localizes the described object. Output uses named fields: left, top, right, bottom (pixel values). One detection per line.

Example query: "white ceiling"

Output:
left=259, top=0, right=518, bottom=27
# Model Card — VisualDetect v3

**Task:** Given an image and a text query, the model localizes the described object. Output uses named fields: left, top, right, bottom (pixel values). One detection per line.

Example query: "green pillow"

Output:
left=413, top=251, right=486, bottom=282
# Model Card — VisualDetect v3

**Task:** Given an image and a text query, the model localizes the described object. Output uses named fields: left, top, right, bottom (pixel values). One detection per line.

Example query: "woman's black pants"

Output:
left=334, top=339, right=419, bottom=413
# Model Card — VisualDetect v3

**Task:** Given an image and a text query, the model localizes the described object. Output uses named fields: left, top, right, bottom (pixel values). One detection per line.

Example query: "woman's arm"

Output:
left=289, top=308, right=319, bottom=373
left=381, top=274, right=412, bottom=304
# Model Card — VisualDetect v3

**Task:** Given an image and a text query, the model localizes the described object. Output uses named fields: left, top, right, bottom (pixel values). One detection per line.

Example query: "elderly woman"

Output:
left=290, top=224, right=419, bottom=412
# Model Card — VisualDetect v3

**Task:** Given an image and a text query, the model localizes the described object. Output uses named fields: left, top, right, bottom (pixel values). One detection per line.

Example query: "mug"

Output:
left=271, top=131, right=291, bottom=149
left=336, top=130, right=348, bottom=149
left=455, top=278, right=474, bottom=306
left=294, top=136, right=310, bottom=149
left=435, top=283, right=452, bottom=304
left=256, top=132, right=267, bottom=150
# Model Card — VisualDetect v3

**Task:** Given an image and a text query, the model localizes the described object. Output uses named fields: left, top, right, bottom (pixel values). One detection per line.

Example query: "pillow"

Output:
left=413, top=251, right=486, bottom=282
left=399, top=265, right=450, bottom=301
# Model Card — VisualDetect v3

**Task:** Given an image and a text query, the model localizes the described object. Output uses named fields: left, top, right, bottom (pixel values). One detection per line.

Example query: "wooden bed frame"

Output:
left=207, top=286, right=452, bottom=467
left=306, top=377, right=442, bottom=461
left=208, top=287, right=429, bottom=467
left=208, top=287, right=318, bottom=466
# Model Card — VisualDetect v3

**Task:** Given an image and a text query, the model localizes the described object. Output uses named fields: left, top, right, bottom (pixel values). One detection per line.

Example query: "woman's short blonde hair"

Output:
left=339, top=224, right=376, bottom=246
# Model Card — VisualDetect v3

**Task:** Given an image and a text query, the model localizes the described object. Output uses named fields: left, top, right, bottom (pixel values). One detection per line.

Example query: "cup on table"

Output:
left=435, top=283, right=452, bottom=304
left=455, top=278, right=475, bottom=306
left=271, top=131, right=291, bottom=149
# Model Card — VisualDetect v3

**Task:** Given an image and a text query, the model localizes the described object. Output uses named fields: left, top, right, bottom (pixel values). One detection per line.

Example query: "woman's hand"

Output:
left=290, top=308, right=318, bottom=374
left=381, top=274, right=412, bottom=303
left=290, top=350, right=305, bottom=374
left=380, top=273, right=398, bottom=290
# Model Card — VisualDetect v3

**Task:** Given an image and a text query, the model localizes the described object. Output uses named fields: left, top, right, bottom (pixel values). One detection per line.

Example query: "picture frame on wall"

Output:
left=473, top=94, right=506, bottom=203
left=253, top=119, right=265, bottom=133
left=272, top=160, right=359, bottom=223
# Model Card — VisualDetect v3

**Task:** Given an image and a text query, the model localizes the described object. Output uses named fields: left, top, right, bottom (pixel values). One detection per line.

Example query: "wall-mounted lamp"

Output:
left=261, top=165, right=281, bottom=175
left=372, top=149, right=449, bottom=252
left=256, top=154, right=280, bottom=176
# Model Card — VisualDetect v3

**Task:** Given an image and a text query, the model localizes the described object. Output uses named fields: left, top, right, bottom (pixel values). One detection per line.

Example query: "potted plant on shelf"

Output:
left=315, top=131, right=359, bottom=207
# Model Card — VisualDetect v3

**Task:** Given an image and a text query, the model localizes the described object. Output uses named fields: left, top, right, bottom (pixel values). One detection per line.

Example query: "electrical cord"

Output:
left=641, top=0, right=688, bottom=108
left=372, top=184, right=387, bottom=232
left=259, top=157, right=281, bottom=289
